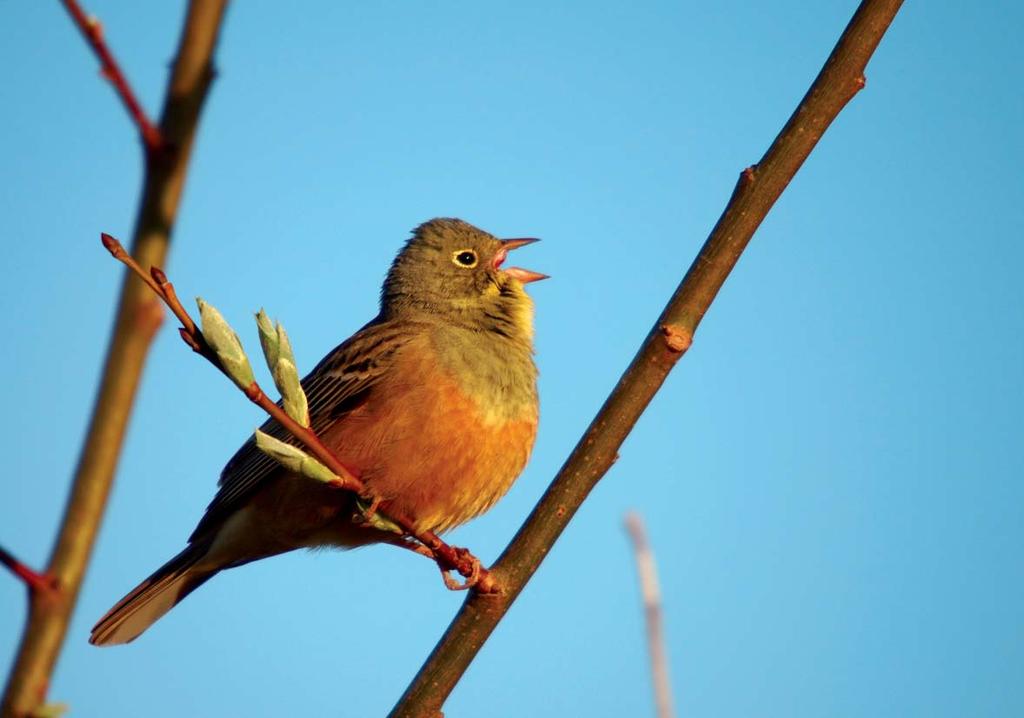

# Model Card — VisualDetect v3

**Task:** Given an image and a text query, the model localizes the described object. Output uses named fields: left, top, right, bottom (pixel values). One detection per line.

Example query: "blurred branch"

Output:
left=625, top=512, right=675, bottom=718
left=59, top=0, right=163, bottom=153
left=0, top=547, right=56, bottom=596
left=1, top=2, right=229, bottom=716
left=100, top=235, right=495, bottom=592
left=388, top=1, right=904, bottom=715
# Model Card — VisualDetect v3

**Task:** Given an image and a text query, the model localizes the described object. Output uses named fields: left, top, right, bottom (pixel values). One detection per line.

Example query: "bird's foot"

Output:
left=436, top=546, right=497, bottom=593
left=383, top=534, right=498, bottom=592
left=352, top=496, right=404, bottom=535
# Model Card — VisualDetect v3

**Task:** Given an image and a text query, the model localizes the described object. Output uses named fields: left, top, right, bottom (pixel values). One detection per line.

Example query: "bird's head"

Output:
left=381, top=218, right=546, bottom=339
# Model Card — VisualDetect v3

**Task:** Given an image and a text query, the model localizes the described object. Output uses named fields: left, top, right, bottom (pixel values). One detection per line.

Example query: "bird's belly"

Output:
left=322, top=366, right=537, bottom=534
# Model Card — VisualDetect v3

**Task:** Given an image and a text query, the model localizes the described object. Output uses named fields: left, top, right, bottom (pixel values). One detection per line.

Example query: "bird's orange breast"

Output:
left=320, top=339, right=538, bottom=534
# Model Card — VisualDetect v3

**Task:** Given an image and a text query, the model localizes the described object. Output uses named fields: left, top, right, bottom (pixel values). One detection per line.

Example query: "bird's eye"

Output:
left=452, top=249, right=478, bottom=268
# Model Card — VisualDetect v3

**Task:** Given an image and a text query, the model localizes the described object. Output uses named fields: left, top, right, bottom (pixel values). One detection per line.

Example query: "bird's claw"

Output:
left=436, top=547, right=498, bottom=592
left=439, top=553, right=482, bottom=591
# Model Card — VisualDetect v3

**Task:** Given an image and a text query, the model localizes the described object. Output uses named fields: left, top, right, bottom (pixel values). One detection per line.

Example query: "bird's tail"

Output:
left=90, top=542, right=217, bottom=646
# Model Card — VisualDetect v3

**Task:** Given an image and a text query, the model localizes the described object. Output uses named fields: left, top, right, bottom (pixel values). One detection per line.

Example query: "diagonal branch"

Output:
left=59, top=0, right=163, bottom=153
left=1, top=3, right=229, bottom=716
left=388, top=1, right=904, bottom=715
left=625, top=512, right=675, bottom=718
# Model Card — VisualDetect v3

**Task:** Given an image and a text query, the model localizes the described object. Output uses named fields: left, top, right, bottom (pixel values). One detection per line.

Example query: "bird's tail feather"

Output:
left=90, top=543, right=217, bottom=646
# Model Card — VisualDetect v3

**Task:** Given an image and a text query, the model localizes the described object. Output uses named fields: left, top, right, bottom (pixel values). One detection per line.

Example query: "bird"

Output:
left=90, top=217, right=545, bottom=646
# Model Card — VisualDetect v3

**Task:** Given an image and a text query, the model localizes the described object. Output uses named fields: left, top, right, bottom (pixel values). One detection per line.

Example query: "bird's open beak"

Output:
left=494, top=237, right=549, bottom=283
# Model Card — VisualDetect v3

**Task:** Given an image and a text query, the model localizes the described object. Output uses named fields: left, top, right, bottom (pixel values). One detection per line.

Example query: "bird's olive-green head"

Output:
left=381, top=218, right=546, bottom=340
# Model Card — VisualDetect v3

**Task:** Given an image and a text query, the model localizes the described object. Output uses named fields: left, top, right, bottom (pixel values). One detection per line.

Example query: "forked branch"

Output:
left=1, top=2, right=229, bottom=716
left=0, top=547, right=56, bottom=596
left=389, top=1, right=905, bottom=715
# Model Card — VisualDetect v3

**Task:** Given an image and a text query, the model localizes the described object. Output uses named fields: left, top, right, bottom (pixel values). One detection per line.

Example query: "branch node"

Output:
left=727, top=165, right=757, bottom=204
left=150, top=266, right=169, bottom=289
left=474, top=571, right=499, bottom=595
left=153, top=268, right=198, bottom=336
left=244, top=382, right=264, bottom=403
left=0, top=547, right=58, bottom=596
left=659, top=324, right=692, bottom=353
left=177, top=326, right=202, bottom=352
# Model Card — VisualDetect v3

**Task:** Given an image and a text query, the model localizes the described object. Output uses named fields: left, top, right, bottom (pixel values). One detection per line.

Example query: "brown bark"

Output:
left=388, top=1, right=905, bottom=715
left=1, top=3, right=229, bottom=716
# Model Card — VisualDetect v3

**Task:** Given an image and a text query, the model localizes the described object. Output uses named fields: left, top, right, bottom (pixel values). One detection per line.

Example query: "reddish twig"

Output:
left=625, top=512, right=675, bottom=718
left=101, top=233, right=494, bottom=593
left=59, top=0, right=163, bottom=153
left=0, top=547, right=57, bottom=595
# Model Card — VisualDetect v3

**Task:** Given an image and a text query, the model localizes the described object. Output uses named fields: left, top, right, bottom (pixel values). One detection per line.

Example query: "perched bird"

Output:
left=90, top=218, right=545, bottom=646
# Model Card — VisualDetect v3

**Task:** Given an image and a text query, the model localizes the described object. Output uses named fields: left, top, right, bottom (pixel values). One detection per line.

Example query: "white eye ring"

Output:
left=452, top=249, right=478, bottom=268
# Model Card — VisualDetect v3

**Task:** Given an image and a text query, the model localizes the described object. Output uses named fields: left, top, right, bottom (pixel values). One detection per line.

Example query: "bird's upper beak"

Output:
left=494, top=237, right=548, bottom=283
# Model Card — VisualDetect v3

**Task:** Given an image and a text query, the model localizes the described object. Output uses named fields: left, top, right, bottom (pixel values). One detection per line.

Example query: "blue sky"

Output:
left=2, top=1, right=1022, bottom=716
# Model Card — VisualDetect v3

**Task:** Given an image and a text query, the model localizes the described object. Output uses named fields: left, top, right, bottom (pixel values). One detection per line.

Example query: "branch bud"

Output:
left=196, top=298, right=255, bottom=390
left=256, top=309, right=310, bottom=427
left=254, top=430, right=338, bottom=484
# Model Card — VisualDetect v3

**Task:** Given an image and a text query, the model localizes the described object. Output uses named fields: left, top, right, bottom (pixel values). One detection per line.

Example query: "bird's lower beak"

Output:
left=503, top=266, right=549, bottom=283
left=496, top=237, right=549, bottom=283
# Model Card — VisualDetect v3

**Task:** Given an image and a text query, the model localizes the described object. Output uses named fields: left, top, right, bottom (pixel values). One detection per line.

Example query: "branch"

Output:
left=58, top=0, right=163, bottom=153
left=100, top=235, right=495, bottom=593
left=625, top=512, right=675, bottom=718
left=388, top=1, right=904, bottom=715
left=1, top=3, right=229, bottom=716
left=0, top=547, right=56, bottom=596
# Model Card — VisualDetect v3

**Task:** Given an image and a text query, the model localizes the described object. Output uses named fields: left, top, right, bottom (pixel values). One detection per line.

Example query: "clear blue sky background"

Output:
left=2, top=2, right=1021, bottom=716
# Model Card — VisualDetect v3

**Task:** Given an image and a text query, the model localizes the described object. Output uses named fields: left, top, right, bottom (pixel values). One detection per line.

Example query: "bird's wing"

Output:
left=188, top=318, right=410, bottom=542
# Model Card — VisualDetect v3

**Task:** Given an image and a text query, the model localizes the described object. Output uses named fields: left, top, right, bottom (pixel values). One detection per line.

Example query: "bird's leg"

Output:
left=379, top=533, right=496, bottom=592
left=352, top=494, right=382, bottom=524
left=427, top=543, right=494, bottom=593
left=0, top=546, right=58, bottom=595
left=438, top=550, right=482, bottom=591
left=381, top=536, right=437, bottom=560
left=360, top=494, right=381, bottom=519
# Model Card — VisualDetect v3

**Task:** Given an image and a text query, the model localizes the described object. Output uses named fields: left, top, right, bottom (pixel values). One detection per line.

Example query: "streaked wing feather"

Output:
left=188, top=319, right=407, bottom=542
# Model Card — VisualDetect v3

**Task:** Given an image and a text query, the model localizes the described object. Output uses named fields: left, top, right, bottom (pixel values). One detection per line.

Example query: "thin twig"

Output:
left=102, top=233, right=494, bottom=593
left=625, top=512, right=675, bottom=718
left=59, top=0, right=163, bottom=153
left=0, top=547, right=56, bottom=596
left=389, top=1, right=904, bottom=715
left=1, top=3, right=229, bottom=716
